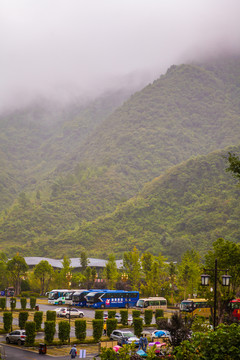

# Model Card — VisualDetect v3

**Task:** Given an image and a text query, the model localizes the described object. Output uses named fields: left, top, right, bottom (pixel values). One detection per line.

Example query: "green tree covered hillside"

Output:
left=2, top=145, right=240, bottom=261
left=1, top=56, right=240, bottom=258
left=0, top=88, right=133, bottom=212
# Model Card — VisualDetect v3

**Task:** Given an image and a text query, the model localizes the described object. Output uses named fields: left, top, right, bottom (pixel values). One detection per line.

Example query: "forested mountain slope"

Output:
left=1, top=56, right=240, bottom=258
left=1, top=145, right=240, bottom=261
left=82, top=59, right=240, bottom=173
left=44, top=56, right=240, bottom=223
left=0, top=88, right=134, bottom=211
left=36, top=56, right=240, bottom=225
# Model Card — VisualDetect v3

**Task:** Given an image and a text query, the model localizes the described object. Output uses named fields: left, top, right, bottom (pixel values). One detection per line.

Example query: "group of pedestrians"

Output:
left=138, top=335, right=148, bottom=352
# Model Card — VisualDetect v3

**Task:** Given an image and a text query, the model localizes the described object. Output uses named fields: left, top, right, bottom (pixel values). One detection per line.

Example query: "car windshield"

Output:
left=122, top=332, right=134, bottom=337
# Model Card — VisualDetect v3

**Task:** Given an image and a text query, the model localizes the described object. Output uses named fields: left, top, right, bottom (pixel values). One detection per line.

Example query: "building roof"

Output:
left=24, top=257, right=123, bottom=269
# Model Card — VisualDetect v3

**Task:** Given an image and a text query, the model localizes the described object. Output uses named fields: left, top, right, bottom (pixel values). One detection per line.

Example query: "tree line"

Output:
left=2, top=238, right=240, bottom=323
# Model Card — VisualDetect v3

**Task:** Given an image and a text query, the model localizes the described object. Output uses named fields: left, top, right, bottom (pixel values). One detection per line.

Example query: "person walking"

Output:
left=103, top=323, right=107, bottom=336
left=138, top=335, right=144, bottom=351
left=69, top=344, right=77, bottom=359
left=143, top=335, right=148, bottom=352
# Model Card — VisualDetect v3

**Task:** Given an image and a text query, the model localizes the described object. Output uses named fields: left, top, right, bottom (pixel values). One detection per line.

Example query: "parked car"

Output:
left=104, top=312, right=133, bottom=325
left=104, top=312, right=122, bottom=323
left=110, top=330, right=139, bottom=346
left=55, top=307, right=67, bottom=317
left=127, top=315, right=133, bottom=326
left=6, top=330, right=26, bottom=345
left=151, top=330, right=172, bottom=342
left=59, top=307, right=84, bottom=318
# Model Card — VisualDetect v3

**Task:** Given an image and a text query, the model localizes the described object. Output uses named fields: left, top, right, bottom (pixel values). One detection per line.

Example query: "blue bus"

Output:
left=85, top=290, right=139, bottom=309
left=72, top=290, right=90, bottom=307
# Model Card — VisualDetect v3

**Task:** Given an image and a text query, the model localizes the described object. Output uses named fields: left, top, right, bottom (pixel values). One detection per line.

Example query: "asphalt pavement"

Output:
left=0, top=343, right=98, bottom=359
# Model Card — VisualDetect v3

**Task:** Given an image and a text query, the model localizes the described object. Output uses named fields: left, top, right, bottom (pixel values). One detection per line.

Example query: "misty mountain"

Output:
left=0, top=87, right=136, bottom=211
left=0, top=55, right=240, bottom=259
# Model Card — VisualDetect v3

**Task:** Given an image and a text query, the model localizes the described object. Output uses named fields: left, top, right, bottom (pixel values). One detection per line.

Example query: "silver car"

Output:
left=6, top=330, right=26, bottom=345
left=110, top=330, right=139, bottom=346
left=59, top=307, right=84, bottom=318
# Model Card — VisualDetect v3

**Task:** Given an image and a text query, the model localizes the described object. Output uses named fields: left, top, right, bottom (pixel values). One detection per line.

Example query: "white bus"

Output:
left=48, top=289, right=69, bottom=305
left=135, top=297, right=167, bottom=312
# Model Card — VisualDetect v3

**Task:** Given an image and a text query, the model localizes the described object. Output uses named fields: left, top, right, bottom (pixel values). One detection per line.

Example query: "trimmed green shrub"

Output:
left=0, top=298, right=6, bottom=310
left=19, top=311, right=29, bottom=329
left=156, top=317, right=168, bottom=330
left=95, top=310, right=104, bottom=319
left=21, top=291, right=39, bottom=298
left=25, top=321, right=36, bottom=346
left=155, top=309, right=164, bottom=320
left=100, top=347, right=118, bottom=359
left=30, top=297, right=36, bottom=310
left=10, top=297, right=16, bottom=310
left=44, top=321, right=55, bottom=344
left=132, top=310, right=141, bottom=318
left=46, top=310, right=56, bottom=322
left=58, top=321, right=70, bottom=343
left=144, top=310, right=153, bottom=325
left=133, top=317, right=143, bottom=338
left=120, top=310, right=128, bottom=326
left=3, top=312, right=12, bottom=332
left=108, top=310, right=116, bottom=319
left=92, top=319, right=103, bottom=342
left=106, top=319, right=117, bottom=337
left=20, top=297, right=27, bottom=310
left=75, top=319, right=87, bottom=341
left=34, top=311, right=43, bottom=331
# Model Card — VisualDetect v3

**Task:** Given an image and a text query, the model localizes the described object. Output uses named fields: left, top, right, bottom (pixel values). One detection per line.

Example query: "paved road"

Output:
left=0, top=344, right=97, bottom=359
left=5, top=299, right=96, bottom=319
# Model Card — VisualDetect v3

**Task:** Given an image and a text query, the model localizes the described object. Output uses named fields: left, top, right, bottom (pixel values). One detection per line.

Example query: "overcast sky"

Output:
left=1, top=0, right=240, bottom=111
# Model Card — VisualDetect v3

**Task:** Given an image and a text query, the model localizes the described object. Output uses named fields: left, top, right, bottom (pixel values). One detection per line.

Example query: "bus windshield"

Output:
left=73, top=291, right=88, bottom=301
left=86, top=292, right=101, bottom=303
left=180, top=301, right=193, bottom=312
left=48, top=291, right=58, bottom=300
left=136, top=299, right=144, bottom=308
left=65, top=291, right=73, bottom=300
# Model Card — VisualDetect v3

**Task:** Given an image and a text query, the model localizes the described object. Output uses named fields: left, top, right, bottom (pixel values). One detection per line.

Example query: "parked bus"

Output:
left=180, top=298, right=211, bottom=317
left=64, top=290, right=80, bottom=305
left=48, top=289, right=69, bottom=305
left=85, top=290, right=139, bottom=309
left=135, top=297, right=167, bottom=312
left=72, top=290, right=90, bottom=307
left=5, top=287, right=15, bottom=297
left=228, top=299, right=240, bottom=320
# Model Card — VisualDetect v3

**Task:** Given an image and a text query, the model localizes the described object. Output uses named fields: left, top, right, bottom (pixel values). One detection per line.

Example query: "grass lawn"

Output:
left=26, top=343, right=99, bottom=356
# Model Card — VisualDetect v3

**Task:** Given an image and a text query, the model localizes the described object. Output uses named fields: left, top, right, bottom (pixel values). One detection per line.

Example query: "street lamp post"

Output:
left=68, top=304, right=71, bottom=344
left=201, top=258, right=231, bottom=331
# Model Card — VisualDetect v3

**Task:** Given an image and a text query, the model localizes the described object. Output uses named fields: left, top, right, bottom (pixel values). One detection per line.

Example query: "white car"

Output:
left=104, top=313, right=133, bottom=325
left=55, top=307, right=66, bottom=317
left=6, top=330, right=26, bottom=345
left=127, top=315, right=133, bottom=326
left=59, top=307, right=84, bottom=318
left=104, top=312, right=122, bottom=323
